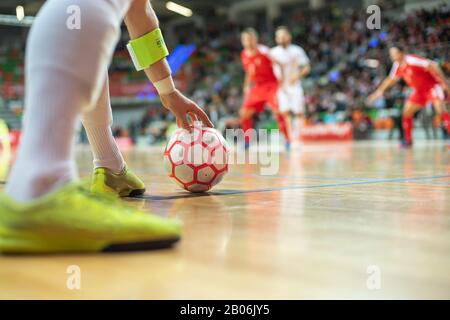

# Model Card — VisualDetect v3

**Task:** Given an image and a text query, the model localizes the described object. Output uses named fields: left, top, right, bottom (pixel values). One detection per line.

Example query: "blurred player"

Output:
left=270, top=26, right=310, bottom=145
left=240, top=28, right=290, bottom=149
left=0, top=0, right=213, bottom=253
left=368, top=45, right=450, bottom=147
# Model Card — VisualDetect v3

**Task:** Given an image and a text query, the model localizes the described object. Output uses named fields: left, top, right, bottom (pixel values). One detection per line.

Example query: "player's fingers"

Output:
left=187, top=112, right=198, bottom=125
left=194, top=108, right=214, bottom=128
left=176, top=117, right=191, bottom=132
left=179, top=115, right=192, bottom=132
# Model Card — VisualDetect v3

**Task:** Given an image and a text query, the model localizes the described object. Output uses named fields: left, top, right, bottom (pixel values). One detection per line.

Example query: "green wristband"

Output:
left=126, top=28, right=169, bottom=71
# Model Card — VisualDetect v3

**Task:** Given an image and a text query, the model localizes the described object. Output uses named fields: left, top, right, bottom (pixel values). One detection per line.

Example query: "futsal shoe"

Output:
left=0, top=182, right=181, bottom=254
left=400, top=140, right=413, bottom=148
left=285, top=142, right=291, bottom=152
left=91, top=165, right=146, bottom=197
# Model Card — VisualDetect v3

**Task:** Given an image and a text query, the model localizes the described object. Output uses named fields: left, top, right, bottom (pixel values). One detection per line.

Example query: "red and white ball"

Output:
left=163, top=126, right=229, bottom=193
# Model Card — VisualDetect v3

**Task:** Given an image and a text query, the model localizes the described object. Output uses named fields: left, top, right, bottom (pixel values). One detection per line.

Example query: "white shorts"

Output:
left=277, top=85, right=305, bottom=114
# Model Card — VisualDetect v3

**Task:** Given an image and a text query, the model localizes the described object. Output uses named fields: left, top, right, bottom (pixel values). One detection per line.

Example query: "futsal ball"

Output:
left=163, top=125, right=229, bottom=193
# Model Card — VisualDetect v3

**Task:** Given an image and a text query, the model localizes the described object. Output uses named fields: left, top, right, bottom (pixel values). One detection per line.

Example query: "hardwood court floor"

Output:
left=0, top=141, right=449, bottom=299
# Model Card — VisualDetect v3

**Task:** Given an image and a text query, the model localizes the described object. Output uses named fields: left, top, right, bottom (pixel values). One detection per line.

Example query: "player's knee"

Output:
left=28, top=0, right=121, bottom=96
left=433, top=103, right=444, bottom=115
left=240, top=109, right=253, bottom=120
left=403, top=105, right=415, bottom=117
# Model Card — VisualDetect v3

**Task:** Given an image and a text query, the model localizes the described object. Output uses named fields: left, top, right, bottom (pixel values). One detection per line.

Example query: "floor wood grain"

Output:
left=1, top=141, right=449, bottom=299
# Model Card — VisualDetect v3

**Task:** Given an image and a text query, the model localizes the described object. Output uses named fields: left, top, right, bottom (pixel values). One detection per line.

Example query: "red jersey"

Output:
left=389, top=54, right=439, bottom=90
left=241, top=45, right=278, bottom=86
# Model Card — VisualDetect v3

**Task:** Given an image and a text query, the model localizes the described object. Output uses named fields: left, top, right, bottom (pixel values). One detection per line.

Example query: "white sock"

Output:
left=82, top=75, right=125, bottom=173
left=6, top=71, right=82, bottom=201
left=6, top=0, right=129, bottom=202
left=293, top=117, right=302, bottom=140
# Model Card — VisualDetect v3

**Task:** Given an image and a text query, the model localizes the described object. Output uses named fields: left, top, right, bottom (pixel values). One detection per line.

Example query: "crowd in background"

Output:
left=134, top=3, right=449, bottom=141
left=180, top=4, right=449, bottom=135
left=0, top=3, right=449, bottom=142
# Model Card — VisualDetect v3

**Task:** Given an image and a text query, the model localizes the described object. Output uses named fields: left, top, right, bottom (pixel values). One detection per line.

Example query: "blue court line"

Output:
left=227, top=172, right=372, bottom=181
left=227, top=172, right=450, bottom=184
left=227, top=174, right=450, bottom=193
left=412, top=181, right=450, bottom=185
left=140, top=174, right=450, bottom=200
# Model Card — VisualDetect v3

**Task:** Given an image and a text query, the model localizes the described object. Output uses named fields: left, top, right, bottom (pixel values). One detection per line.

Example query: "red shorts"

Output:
left=242, top=82, right=279, bottom=113
left=407, top=84, right=445, bottom=106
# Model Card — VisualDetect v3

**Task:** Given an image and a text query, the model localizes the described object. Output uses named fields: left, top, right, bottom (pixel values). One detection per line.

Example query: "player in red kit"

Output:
left=240, top=28, right=290, bottom=150
left=368, top=45, right=450, bottom=147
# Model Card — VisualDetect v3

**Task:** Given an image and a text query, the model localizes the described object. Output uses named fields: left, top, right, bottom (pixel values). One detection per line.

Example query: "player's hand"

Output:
left=278, top=81, right=289, bottom=95
left=443, top=83, right=450, bottom=96
left=160, top=89, right=214, bottom=131
left=366, top=90, right=382, bottom=105
left=243, top=85, right=250, bottom=97
left=288, top=73, right=299, bottom=85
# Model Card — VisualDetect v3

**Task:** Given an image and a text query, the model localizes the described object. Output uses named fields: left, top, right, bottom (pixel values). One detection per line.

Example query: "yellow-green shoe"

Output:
left=0, top=182, right=181, bottom=254
left=92, top=165, right=146, bottom=197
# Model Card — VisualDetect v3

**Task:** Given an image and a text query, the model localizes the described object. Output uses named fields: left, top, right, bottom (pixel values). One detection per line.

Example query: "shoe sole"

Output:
left=103, top=236, right=180, bottom=252
left=127, top=189, right=146, bottom=198
left=0, top=234, right=180, bottom=254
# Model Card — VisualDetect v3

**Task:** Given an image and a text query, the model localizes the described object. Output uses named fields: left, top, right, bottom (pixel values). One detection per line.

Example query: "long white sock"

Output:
left=82, top=74, right=125, bottom=173
left=293, top=117, right=303, bottom=140
left=6, top=0, right=130, bottom=202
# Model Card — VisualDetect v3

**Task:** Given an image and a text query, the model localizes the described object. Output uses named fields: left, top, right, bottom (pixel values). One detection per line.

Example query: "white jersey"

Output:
left=270, top=44, right=309, bottom=114
left=270, top=44, right=310, bottom=87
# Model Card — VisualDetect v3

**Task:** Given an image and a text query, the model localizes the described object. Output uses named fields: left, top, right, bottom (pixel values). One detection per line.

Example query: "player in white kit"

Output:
left=270, top=27, right=310, bottom=147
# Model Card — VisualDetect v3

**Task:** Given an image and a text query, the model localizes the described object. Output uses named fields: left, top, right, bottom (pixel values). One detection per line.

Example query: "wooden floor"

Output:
left=1, top=141, right=449, bottom=299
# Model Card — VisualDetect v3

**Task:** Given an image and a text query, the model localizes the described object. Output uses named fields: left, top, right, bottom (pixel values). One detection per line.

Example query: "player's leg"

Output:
left=277, top=87, right=293, bottom=146
left=402, top=100, right=422, bottom=146
left=240, top=106, right=257, bottom=148
left=439, top=105, right=450, bottom=137
left=81, top=72, right=145, bottom=196
left=240, top=86, right=265, bottom=148
left=82, top=74, right=125, bottom=173
left=291, top=87, right=306, bottom=142
left=5, top=0, right=123, bottom=201
left=0, top=0, right=180, bottom=253
left=293, top=113, right=303, bottom=139
left=269, top=85, right=290, bottom=148
left=276, top=112, right=290, bottom=149
left=430, top=85, right=450, bottom=136
left=431, top=100, right=450, bottom=147
left=240, top=107, right=255, bottom=132
left=402, top=89, right=426, bottom=146
left=283, top=111, right=292, bottom=141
